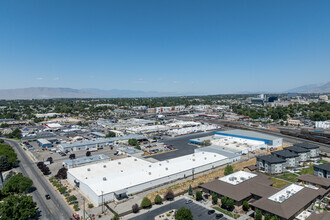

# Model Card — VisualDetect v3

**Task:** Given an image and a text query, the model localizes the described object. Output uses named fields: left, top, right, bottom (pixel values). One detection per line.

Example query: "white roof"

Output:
left=268, top=184, right=304, bottom=203
left=218, top=171, right=257, bottom=185
left=46, top=123, right=62, bottom=128
left=69, top=152, right=227, bottom=196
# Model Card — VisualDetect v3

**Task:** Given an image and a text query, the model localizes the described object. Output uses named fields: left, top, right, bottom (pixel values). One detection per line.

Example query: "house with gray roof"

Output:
left=284, top=146, right=310, bottom=162
left=314, top=163, right=330, bottom=179
left=271, top=150, right=299, bottom=168
left=294, top=143, right=320, bottom=158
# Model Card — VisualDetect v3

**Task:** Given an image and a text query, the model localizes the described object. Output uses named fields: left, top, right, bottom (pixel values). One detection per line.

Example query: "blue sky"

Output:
left=1, top=0, right=330, bottom=94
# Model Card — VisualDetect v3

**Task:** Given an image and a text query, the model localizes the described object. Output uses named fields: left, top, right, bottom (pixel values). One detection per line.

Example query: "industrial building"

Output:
left=214, top=129, right=283, bottom=148
left=63, top=154, right=110, bottom=168
left=194, top=146, right=241, bottom=163
left=190, top=133, right=267, bottom=155
left=36, top=139, right=52, bottom=148
left=58, top=134, right=147, bottom=152
left=67, top=152, right=229, bottom=206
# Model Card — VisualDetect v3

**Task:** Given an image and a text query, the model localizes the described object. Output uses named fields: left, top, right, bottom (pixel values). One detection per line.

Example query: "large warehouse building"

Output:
left=67, top=152, right=229, bottom=206
left=214, top=129, right=283, bottom=148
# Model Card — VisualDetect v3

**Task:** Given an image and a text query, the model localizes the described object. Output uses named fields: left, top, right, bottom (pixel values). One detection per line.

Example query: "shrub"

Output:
left=212, top=193, right=218, bottom=204
left=174, top=207, right=193, bottom=220
left=255, top=209, right=262, bottom=220
left=58, top=186, right=67, bottom=194
left=243, top=201, right=250, bottom=211
left=73, top=204, right=79, bottom=211
left=164, top=189, right=175, bottom=201
left=224, top=165, right=234, bottom=176
left=154, top=194, right=163, bottom=204
left=265, top=213, right=271, bottom=220
left=140, top=197, right=152, bottom=209
left=195, top=191, right=203, bottom=201
left=67, top=195, right=77, bottom=202
left=188, top=185, right=193, bottom=195
left=111, top=213, right=119, bottom=220
left=132, top=203, right=139, bottom=213
left=88, top=203, right=94, bottom=208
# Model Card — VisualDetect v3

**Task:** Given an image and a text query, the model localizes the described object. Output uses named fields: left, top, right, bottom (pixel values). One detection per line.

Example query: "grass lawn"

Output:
left=318, top=159, right=328, bottom=164
left=269, top=177, right=290, bottom=188
left=275, top=173, right=298, bottom=182
left=213, top=207, right=240, bottom=219
left=299, top=166, right=314, bottom=175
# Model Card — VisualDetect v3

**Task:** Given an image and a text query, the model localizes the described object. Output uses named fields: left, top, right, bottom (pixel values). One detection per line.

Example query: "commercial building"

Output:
left=271, top=150, right=299, bottom=168
left=256, top=155, right=286, bottom=174
left=63, top=154, right=110, bottom=168
left=201, top=171, right=323, bottom=220
left=58, top=135, right=147, bottom=152
left=297, top=174, right=330, bottom=191
left=315, top=121, right=330, bottom=129
left=36, top=139, right=52, bottom=148
left=68, top=152, right=229, bottom=206
left=285, top=146, right=311, bottom=162
left=313, top=163, right=330, bottom=179
left=194, top=146, right=241, bottom=163
left=214, top=129, right=283, bottom=148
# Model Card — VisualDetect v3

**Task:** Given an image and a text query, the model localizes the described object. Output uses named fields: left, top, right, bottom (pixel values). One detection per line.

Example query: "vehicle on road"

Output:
left=45, top=194, right=51, bottom=200
left=208, top=210, right=215, bottom=215
left=216, top=213, right=224, bottom=219
left=185, top=199, right=193, bottom=204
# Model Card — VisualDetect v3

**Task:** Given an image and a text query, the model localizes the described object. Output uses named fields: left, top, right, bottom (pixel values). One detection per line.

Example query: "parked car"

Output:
left=208, top=210, right=215, bottom=215
left=216, top=213, right=224, bottom=219
left=185, top=199, right=193, bottom=204
left=45, top=194, right=51, bottom=200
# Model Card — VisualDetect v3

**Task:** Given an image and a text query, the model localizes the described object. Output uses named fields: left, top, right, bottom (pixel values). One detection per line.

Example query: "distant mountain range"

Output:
left=285, top=81, right=330, bottom=93
left=0, top=87, right=196, bottom=99
left=0, top=82, right=328, bottom=99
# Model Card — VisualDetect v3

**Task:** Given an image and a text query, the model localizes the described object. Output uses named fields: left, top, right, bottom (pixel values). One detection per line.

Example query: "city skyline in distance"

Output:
left=1, top=1, right=330, bottom=93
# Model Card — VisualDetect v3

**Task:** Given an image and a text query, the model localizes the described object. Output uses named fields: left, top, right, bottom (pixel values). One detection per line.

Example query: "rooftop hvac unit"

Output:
left=204, top=157, right=207, bottom=160
left=134, top=158, right=137, bottom=161
left=103, top=165, right=106, bottom=168
left=192, top=159, right=195, bottom=161
left=149, top=172, right=151, bottom=175
left=103, top=177, right=107, bottom=181
left=87, top=168, right=91, bottom=171
left=149, top=165, right=152, bottom=167
left=202, top=152, right=204, bottom=154
left=165, top=167, right=168, bottom=170
left=214, top=154, right=216, bottom=157
left=118, top=162, right=121, bottom=165
left=240, top=177, right=246, bottom=181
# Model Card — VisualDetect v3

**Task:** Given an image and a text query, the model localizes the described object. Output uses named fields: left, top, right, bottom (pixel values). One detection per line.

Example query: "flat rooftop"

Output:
left=69, top=151, right=228, bottom=196
left=219, top=171, right=257, bottom=185
left=268, top=184, right=304, bottom=203
left=257, top=155, right=286, bottom=164
left=215, top=129, right=280, bottom=141
left=271, top=149, right=299, bottom=158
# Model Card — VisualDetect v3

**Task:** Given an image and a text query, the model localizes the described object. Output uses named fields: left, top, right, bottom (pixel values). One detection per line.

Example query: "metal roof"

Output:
left=257, top=155, right=286, bottom=164
left=314, top=163, right=330, bottom=172
left=285, top=146, right=310, bottom=153
left=294, top=142, right=320, bottom=149
left=215, top=129, right=280, bottom=141
left=271, top=150, right=299, bottom=158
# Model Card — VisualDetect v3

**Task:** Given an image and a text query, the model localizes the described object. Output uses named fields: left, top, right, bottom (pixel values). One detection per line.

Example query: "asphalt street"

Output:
left=145, top=130, right=218, bottom=161
left=131, top=198, right=228, bottom=220
left=5, top=139, right=73, bottom=220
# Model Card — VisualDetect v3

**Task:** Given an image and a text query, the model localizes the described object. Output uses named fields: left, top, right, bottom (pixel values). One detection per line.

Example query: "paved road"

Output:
left=130, top=198, right=228, bottom=220
left=145, top=130, right=218, bottom=161
left=5, top=139, right=73, bottom=220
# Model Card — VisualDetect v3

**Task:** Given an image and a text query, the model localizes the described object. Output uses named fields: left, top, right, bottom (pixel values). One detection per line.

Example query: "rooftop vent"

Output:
left=134, top=158, right=137, bottom=161
left=148, top=172, right=151, bottom=175
left=149, top=165, right=152, bottom=167
left=103, top=177, right=107, bottom=181
left=202, top=152, right=204, bottom=154
left=118, top=162, right=121, bottom=165
left=214, top=154, right=216, bottom=157
left=204, top=157, right=207, bottom=160
left=87, top=168, right=91, bottom=171
left=192, top=159, right=195, bottom=161
left=165, top=167, right=168, bottom=170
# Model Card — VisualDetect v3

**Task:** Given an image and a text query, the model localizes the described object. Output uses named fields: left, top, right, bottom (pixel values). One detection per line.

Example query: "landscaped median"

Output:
left=213, top=206, right=240, bottom=219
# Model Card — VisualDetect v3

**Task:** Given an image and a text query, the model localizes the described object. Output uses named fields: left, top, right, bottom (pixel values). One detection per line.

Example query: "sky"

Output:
left=1, top=0, right=330, bottom=94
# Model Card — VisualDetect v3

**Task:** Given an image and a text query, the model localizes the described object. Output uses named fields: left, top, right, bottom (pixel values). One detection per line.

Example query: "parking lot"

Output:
left=145, top=130, right=220, bottom=161
left=130, top=198, right=228, bottom=220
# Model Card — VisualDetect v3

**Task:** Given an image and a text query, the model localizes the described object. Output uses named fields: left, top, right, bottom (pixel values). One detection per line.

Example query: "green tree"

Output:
left=140, top=197, right=152, bottom=209
left=242, top=201, right=250, bottom=211
left=212, top=193, right=218, bottom=204
left=270, top=216, right=280, bottom=220
left=264, top=213, right=271, bottom=220
left=0, top=155, right=12, bottom=172
left=111, top=212, right=119, bottom=220
left=0, top=144, right=18, bottom=167
left=0, top=194, right=37, bottom=220
left=174, top=207, right=193, bottom=220
left=188, top=184, right=193, bottom=195
left=128, top=138, right=138, bottom=146
left=0, top=139, right=4, bottom=143
left=224, top=165, right=234, bottom=176
left=255, top=209, right=262, bottom=220
left=195, top=190, right=203, bottom=201
left=2, top=173, right=33, bottom=195
left=135, top=144, right=141, bottom=150
left=201, top=140, right=211, bottom=146
left=154, top=194, right=163, bottom=204
left=105, top=131, right=116, bottom=138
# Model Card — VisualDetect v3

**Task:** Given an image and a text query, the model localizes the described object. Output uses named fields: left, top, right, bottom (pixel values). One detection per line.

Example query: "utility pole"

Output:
left=101, top=191, right=104, bottom=214
left=83, top=198, right=85, bottom=220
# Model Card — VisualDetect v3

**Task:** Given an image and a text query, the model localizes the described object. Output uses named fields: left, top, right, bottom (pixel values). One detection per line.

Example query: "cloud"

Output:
left=132, top=78, right=145, bottom=84
left=53, top=77, right=59, bottom=81
left=36, top=77, right=43, bottom=80
left=172, top=80, right=179, bottom=84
